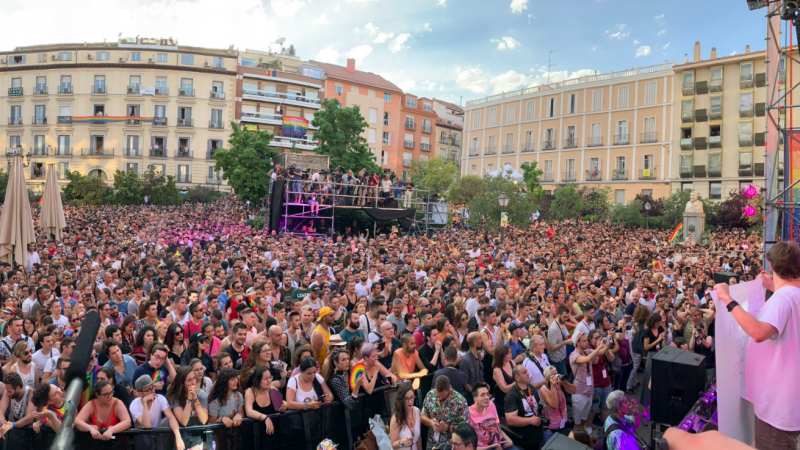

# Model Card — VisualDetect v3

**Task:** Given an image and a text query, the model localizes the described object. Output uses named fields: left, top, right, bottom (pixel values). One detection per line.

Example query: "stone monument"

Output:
left=683, top=191, right=705, bottom=244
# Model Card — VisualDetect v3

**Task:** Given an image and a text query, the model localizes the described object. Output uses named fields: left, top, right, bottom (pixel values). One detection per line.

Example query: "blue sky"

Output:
left=0, top=0, right=770, bottom=105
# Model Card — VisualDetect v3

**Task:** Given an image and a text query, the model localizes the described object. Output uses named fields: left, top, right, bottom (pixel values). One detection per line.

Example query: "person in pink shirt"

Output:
left=469, top=382, right=518, bottom=450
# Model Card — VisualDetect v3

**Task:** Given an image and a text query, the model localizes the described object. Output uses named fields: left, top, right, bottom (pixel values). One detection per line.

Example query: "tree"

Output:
left=312, top=98, right=380, bottom=173
left=0, top=169, right=8, bottom=203
left=634, top=193, right=665, bottom=217
left=447, top=175, right=485, bottom=205
left=213, top=122, right=280, bottom=205
left=712, top=189, right=762, bottom=230
left=62, top=171, right=110, bottom=206
left=578, top=186, right=612, bottom=220
left=151, top=175, right=183, bottom=205
left=183, top=186, right=225, bottom=204
left=466, top=176, right=536, bottom=230
left=409, top=158, right=458, bottom=196
left=611, top=199, right=647, bottom=228
left=111, top=169, right=144, bottom=205
left=550, top=185, right=587, bottom=220
left=520, top=161, right=543, bottom=192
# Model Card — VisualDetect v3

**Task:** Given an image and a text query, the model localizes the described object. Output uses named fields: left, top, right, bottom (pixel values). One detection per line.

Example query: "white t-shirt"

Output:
left=130, top=394, right=171, bottom=428
left=21, top=298, right=36, bottom=316
left=572, top=320, right=595, bottom=344
left=51, top=315, right=69, bottom=331
left=638, top=297, right=656, bottom=312
left=354, top=282, right=372, bottom=298
left=287, top=373, right=324, bottom=404
left=465, top=298, right=480, bottom=320
left=32, top=348, right=59, bottom=380
left=523, top=352, right=551, bottom=387
left=743, top=286, right=800, bottom=431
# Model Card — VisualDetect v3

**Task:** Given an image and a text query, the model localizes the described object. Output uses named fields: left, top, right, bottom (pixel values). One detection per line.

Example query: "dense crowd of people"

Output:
left=0, top=195, right=767, bottom=450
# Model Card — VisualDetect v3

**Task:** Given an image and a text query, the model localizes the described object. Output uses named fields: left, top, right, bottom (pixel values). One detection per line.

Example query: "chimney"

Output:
left=745, top=45, right=751, bottom=54
left=711, top=47, right=717, bottom=59
left=693, top=41, right=701, bottom=63
left=346, top=58, right=356, bottom=73
left=684, top=54, right=689, bottom=64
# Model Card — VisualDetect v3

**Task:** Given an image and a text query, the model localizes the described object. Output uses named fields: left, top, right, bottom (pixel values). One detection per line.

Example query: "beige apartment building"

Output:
left=463, top=62, right=675, bottom=203
left=671, top=42, right=783, bottom=199
left=432, top=98, right=464, bottom=167
left=0, top=37, right=236, bottom=190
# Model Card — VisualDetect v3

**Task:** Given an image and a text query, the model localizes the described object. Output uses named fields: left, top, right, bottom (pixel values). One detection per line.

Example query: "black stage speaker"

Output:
left=651, top=346, right=706, bottom=425
left=268, top=180, right=285, bottom=232
left=713, top=271, right=739, bottom=285
left=542, top=433, right=591, bottom=450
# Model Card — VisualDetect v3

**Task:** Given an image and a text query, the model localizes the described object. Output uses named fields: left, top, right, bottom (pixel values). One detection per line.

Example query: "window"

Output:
left=565, top=159, right=576, bottom=178
left=383, top=112, right=390, bottom=126
left=645, top=81, right=657, bottom=105
left=643, top=117, right=656, bottom=141
left=59, top=105, right=71, bottom=117
left=710, top=96, right=722, bottom=115
left=524, top=131, right=533, bottom=150
left=178, top=106, right=193, bottom=125
left=709, top=152, right=721, bottom=170
left=177, top=165, right=191, bottom=182
left=368, top=128, right=376, bottom=143
left=710, top=66, right=723, bottom=86
left=381, top=151, right=389, bottom=165
left=383, top=132, right=391, bottom=146
left=406, top=98, right=416, bottom=107
left=506, top=104, right=515, bottom=123
left=487, top=163, right=494, bottom=172
left=615, top=190, right=625, bottom=205
left=591, top=122, right=602, bottom=143
left=156, top=77, right=168, bottom=91
left=618, top=86, right=629, bottom=108
left=384, top=92, right=392, bottom=102
left=423, top=103, right=432, bottom=111
left=544, top=160, right=554, bottom=177
left=642, top=189, right=654, bottom=197
left=57, top=135, right=70, bottom=152
left=8, top=55, right=24, bottom=65
left=35, top=76, right=47, bottom=94
left=60, top=75, right=72, bottom=93
left=681, top=183, right=693, bottom=192
left=739, top=181, right=754, bottom=192
left=471, top=165, right=478, bottom=175
left=568, top=93, right=577, bottom=114
left=213, top=57, right=224, bottom=68
left=489, top=108, right=497, bottom=126
left=126, top=136, right=140, bottom=153
left=739, top=121, right=753, bottom=139
left=740, top=92, right=753, bottom=112
left=33, top=136, right=45, bottom=154
left=94, top=75, right=106, bottom=90
left=591, top=89, right=603, bottom=112
left=9, top=106, right=21, bottom=123
left=643, top=154, right=655, bottom=170
left=368, top=89, right=375, bottom=97
left=38, top=53, right=47, bottom=63
left=616, top=156, right=626, bottom=170
left=211, top=109, right=223, bottom=125
left=369, top=108, right=377, bottom=123
left=154, top=105, right=166, bottom=118
left=504, top=133, right=513, bottom=153
left=126, top=163, right=139, bottom=175
left=616, top=121, right=629, bottom=143
left=131, top=52, right=141, bottom=62
left=57, top=162, right=69, bottom=180
left=682, top=72, right=694, bottom=88
left=157, top=53, right=168, bottom=63
left=10, top=77, right=21, bottom=88
left=129, top=75, right=141, bottom=89
left=34, top=105, right=46, bottom=122
left=180, top=78, right=193, bottom=93
left=8, top=136, right=20, bottom=149
left=525, top=101, right=535, bottom=120
left=487, top=135, right=496, bottom=152
left=472, top=111, right=481, bottom=128
left=709, top=182, right=722, bottom=200
left=180, top=54, right=195, bottom=65
left=739, top=151, right=753, bottom=167
left=680, top=154, right=693, bottom=174
left=681, top=99, right=694, bottom=119
left=334, top=84, right=343, bottom=95
left=740, top=62, right=753, bottom=82
left=548, top=98, right=556, bottom=117
left=565, top=126, right=576, bottom=146
left=544, top=128, right=555, bottom=148
left=59, top=52, right=71, bottom=61
left=351, top=86, right=360, bottom=95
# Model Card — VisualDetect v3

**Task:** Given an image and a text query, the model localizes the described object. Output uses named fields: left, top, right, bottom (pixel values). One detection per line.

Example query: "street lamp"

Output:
left=645, top=201, right=651, bottom=229
left=498, top=193, right=509, bottom=244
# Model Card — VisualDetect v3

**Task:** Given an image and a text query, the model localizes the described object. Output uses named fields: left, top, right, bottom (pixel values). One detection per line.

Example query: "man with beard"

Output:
left=338, top=310, right=364, bottom=345
left=219, top=323, right=250, bottom=369
left=392, top=333, right=428, bottom=382
left=2, top=342, right=37, bottom=389
left=290, top=276, right=311, bottom=303
left=311, top=307, right=336, bottom=366
left=459, top=332, right=484, bottom=404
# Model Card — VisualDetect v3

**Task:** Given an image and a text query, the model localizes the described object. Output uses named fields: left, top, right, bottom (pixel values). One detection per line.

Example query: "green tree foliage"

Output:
left=447, top=175, right=486, bottom=205
left=151, top=175, right=183, bottom=206
left=611, top=199, right=647, bottom=228
left=712, top=189, right=763, bottom=230
left=549, top=185, right=587, bottom=220
left=312, top=98, right=380, bottom=173
left=409, top=158, right=458, bottom=196
left=0, top=170, right=8, bottom=203
left=520, top=161, right=543, bottom=192
left=213, top=122, right=280, bottom=205
left=62, top=171, right=110, bottom=206
left=111, top=169, right=144, bottom=205
left=466, top=176, right=536, bottom=230
left=634, top=193, right=665, bottom=217
left=183, top=186, right=225, bottom=204
left=578, top=186, right=612, bottom=220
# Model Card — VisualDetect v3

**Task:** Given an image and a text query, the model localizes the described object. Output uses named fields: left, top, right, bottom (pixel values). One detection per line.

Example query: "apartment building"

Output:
left=0, top=37, right=236, bottom=189
left=237, top=47, right=323, bottom=153
left=311, top=59, right=403, bottom=173
left=671, top=42, right=782, bottom=199
left=398, top=94, right=438, bottom=178
left=462, top=63, right=674, bottom=203
left=431, top=98, right=464, bottom=167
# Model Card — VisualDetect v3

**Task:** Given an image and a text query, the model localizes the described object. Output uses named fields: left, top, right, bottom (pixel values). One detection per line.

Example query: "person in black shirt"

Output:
left=417, top=324, right=442, bottom=372
left=433, top=347, right=467, bottom=397
left=504, top=365, right=544, bottom=450
left=400, top=312, right=418, bottom=338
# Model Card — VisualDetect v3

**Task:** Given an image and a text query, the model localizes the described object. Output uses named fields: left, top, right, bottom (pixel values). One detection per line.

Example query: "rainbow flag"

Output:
left=42, top=404, right=66, bottom=424
left=38, top=195, right=44, bottom=206
left=71, top=116, right=154, bottom=123
left=152, top=367, right=167, bottom=384
left=80, top=367, right=97, bottom=408
left=668, top=222, right=683, bottom=243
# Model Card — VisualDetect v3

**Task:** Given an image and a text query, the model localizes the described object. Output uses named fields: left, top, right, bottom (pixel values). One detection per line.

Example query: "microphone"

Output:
left=51, top=310, right=102, bottom=450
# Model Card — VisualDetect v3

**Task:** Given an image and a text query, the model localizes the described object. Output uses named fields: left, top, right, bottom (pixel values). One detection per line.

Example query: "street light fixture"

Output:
left=645, top=201, right=651, bottom=229
left=498, top=193, right=509, bottom=244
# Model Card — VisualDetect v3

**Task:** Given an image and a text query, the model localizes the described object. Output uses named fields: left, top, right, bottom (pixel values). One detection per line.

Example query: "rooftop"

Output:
left=433, top=98, right=465, bottom=115
left=310, top=60, right=402, bottom=93
left=1, top=37, right=236, bottom=57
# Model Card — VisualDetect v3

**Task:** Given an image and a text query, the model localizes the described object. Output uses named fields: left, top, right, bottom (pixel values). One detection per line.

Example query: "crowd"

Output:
left=0, top=195, right=770, bottom=450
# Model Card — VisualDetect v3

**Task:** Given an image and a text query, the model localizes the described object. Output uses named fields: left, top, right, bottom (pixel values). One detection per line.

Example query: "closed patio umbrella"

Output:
left=41, top=163, right=67, bottom=241
left=0, top=154, right=36, bottom=267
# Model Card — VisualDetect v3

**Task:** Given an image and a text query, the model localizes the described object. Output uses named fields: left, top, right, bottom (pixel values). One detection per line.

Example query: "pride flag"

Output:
left=80, top=367, right=98, bottom=408
left=668, top=222, right=683, bottom=243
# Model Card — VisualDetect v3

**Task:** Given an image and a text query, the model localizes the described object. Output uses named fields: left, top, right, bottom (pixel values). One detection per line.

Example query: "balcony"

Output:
left=123, top=148, right=141, bottom=157
left=562, top=171, right=577, bottom=182
left=404, top=140, right=415, bottom=149
left=638, top=167, right=657, bottom=180
left=521, top=142, right=535, bottom=153
left=681, top=111, right=695, bottom=123
left=54, top=147, right=73, bottom=157
left=153, top=117, right=167, bottom=127
left=155, top=87, right=169, bottom=96
left=680, top=138, right=694, bottom=150
left=420, top=143, right=431, bottom=151
left=209, top=121, right=224, bottom=130
left=682, top=82, right=695, bottom=96
left=125, top=119, right=141, bottom=126
left=91, top=85, right=107, bottom=94
left=57, top=116, right=72, bottom=125
left=502, top=144, right=515, bottom=154
left=178, top=88, right=195, bottom=97
left=710, top=78, right=723, bottom=93
left=451, top=138, right=460, bottom=146
left=127, top=85, right=141, bottom=95
left=210, top=90, right=225, bottom=100
left=403, top=159, right=413, bottom=168
left=32, top=116, right=47, bottom=126
left=468, top=147, right=479, bottom=157
left=269, top=136, right=318, bottom=151
left=612, top=169, right=628, bottom=180
left=241, top=111, right=282, bottom=126
left=484, top=145, right=496, bottom=155
left=32, top=147, right=48, bottom=157
left=8, top=87, right=22, bottom=97
left=57, top=85, right=73, bottom=95
left=34, top=86, right=48, bottom=96
left=31, top=168, right=45, bottom=180
left=177, top=118, right=193, bottom=127
left=709, top=107, right=723, bottom=121
left=207, top=177, right=222, bottom=185
left=739, top=104, right=754, bottom=118
left=439, top=138, right=449, bottom=145
left=175, top=148, right=193, bottom=159
left=149, top=149, right=168, bottom=158
left=587, top=136, right=603, bottom=147
left=585, top=170, right=602, bottom=181
left=176, top=174, right=192, bottom=184
left=739, top=133, right=753, bottom=147
left=563, top=138, right=577, bottom=149
left=422, top=125, right=432, bottom=133
left=542, top=172, right=554, bottom=182
left=543, top=140, right=555, bottom=151
left=405, top=122, right=416, bottom=131
left=241, top=89, right=321, bottom=109
left=740, top=75, right=754, bottom=89
left=640, top=132, right=657, bottom=144
left=709, top=136, right=722, bottom=149
left=81, top=148, right=114, bottom=158
left=708, top=163, right=722, bottom=177
left=207, top=150, right=219, bottom=160
left=680, top=166, right=693, bottom=178
left=614, top=134, right=629, bottom=145
left=8, top=118, right=22, bottom=126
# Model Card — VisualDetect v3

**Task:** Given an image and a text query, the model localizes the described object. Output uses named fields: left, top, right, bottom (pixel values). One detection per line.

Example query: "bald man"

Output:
left=268, top=325, right=291, bottom=367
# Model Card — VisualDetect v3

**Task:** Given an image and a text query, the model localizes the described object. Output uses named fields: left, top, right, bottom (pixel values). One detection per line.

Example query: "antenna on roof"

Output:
left=547, top=50, right=558, bottom=85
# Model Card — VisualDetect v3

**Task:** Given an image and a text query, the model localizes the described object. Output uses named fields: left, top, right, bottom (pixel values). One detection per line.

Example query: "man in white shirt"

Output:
left=572, top=305, right=596, bottom=344
left=354, top=271, right=372, bottom=298
left=31, top=332, right=59, bottom=381
left=130, top=375, right=184, bottom=449
left=25, top=244, right=40, bottom=274
left=522, top=336, right=551, bottom=389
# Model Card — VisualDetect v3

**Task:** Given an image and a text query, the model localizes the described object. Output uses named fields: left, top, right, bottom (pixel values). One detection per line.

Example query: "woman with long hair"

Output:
left=189, top=358, right=213, bottom=394
left=180, top=333, right=213, bottom=377
left=327, top=348, right=363, bottom=410
left=208, top=368, right=244, bottom=428
left=155, top=322, right=169, bottom=343
left=131, top=326, right=156, bottom=365
left=119, top=316, right=136, bottom=354
left=24, top=318, right=38, bottom=347
left=97, top=366, right=132, bottom=408
left=241, top=341, right=282, bottom=389
left=74, top=379, right=132, bottom=441
left=244, top=366, right=288, bottom=436
left=166, top=366, right=209, bottom=426
left=163, top=323, right=186, bottom=366
left=455, top=310, right=470, bottom=348
left=285, top=356, right=333, bottom=411
left=491, top=343, right=515, bottom=418
left=389, top=382, right=420, bottom=450
left=641, top=312, right=666, bottom=408
left=348, top=337, right=366, bottom=369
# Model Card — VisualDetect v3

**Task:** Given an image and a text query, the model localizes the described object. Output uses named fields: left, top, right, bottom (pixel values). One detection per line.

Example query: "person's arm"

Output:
left=165, top=358, right=177, bottom=382
left=390, top=416, right=406, bottom=450
left=493, top=367, right=513, bottom=394
left=573, top=346, right=601, bottom=364
left=539, top=384, right=558, bottom=409
left=559, top=379, right=577, bottom=395
left=377, top=361, right=398, bottom=384
left=360, top=369, right=379, bottom=394
left=73, top=402, right=101, bottom=438
left=105, top=400, right=132, bottom=436
left=643, top=335, right=660, bottom=352
left=162, top=407, right=185, bottom=450
left=715, top=284, right=779, bottom=343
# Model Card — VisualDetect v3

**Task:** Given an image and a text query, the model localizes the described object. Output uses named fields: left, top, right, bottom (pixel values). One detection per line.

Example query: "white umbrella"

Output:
left=488, top=163, right=524, bottom=181
left=0, top=154, right=36, bottom=267
left=41, top=163, right=67, bottom=241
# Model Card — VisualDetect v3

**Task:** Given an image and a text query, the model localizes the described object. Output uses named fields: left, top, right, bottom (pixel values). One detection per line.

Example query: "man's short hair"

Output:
left=422, top=324, right=436, bottom=339
left=59, top=337, right=75, bottom=352
left=443, top=346, right=457, bottom=363
left=473, top=381, right=490, bottom=398
left=417, top=310, right=432, bottom=321
left=434, top=374, right=451, bottom=392
left=453, top=424, right=478, bottom=450
left=767, top=241, right=800, bottom=280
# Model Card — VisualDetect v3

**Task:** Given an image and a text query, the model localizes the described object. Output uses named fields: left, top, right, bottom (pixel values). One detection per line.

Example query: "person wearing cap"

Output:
left=311, top=306, right=336, bottom=367
left=180, top=332, right=214, bottom=376
left=506, top=322, right=528, bottom=363
left=129, top=374, right=184, bottom=450
left=305, top=285, right=325, bottom=317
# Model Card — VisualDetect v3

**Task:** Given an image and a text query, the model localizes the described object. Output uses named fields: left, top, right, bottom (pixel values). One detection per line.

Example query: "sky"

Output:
left=0, top=0, right=773, bottom=106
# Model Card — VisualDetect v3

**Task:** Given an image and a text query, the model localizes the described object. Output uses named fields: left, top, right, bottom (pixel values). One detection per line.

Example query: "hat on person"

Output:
left=1, top=307, right=16, bottom=317
left=310, top=285, right=321, bottom=293
left=135, top=375, right=154, bottom=391
left=190, top=332, right=208, bottom=344
left=108, top=301, right=117, bottom=308
left=508, top=322, right=521, bottom=333
left=328, top=334, right=346, bottom=346
left=318, top=306, right=334, bottom=318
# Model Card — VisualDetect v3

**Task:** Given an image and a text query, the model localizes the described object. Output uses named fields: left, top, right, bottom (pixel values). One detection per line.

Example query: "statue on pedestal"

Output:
left=685, top=191, right=704, bottom=214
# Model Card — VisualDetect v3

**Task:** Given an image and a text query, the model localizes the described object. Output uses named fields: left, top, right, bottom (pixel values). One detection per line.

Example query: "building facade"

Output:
left=432, top=98, right=464, bottom=167
left=462, top=63, right=675, bottom=203
left=398, top=94, right=438, bottom=179
left=0, top=37, right=236, bottom=190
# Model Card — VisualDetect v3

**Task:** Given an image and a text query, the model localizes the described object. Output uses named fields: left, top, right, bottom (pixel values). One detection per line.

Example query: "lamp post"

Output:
left=498, top=192, right=509, bottom=244
left=645, top=201, right=651, bottom=229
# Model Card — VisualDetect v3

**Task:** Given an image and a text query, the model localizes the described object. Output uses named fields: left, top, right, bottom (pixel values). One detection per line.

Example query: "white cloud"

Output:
left=421, top=80, right=437, bottom=91
left=633, top=39, right=640, bottom=45
left=365, top=22, right=379, bottom=35
left=398, top=79, right=417, bottom=92
left=334, top=4, right=341, bottom=12
left=388, top=33, right=411, bottom=53
left=437, top=0, right=446, bottom=6
left=314, top=46, right=341, bottom=64
left=657, top=29, right=666, bottom=36
left=730, top=50, right=738, bottom=56
left=271, top=0, right=306, bottom=17
left=509, top=0, right=528, bottom=13
left=663, top=42, right=671, bottom=50
left=346, top=45, right=373, bottom=63
left=490, top=36, right=521, bottom=51
left=654, top=13, right=666, bottom=25
left=609, top=31, right=630, bottom=40
left=313, top=13, right=330, bottom=25
left=454, top=66, right=596, bottom=94
left=374, top=32, right=395, bottom=43
left=423, top=23, right=432, bottom=32
left=592, top=46, right=601, bottom=52
left=636, top=45, right=651, bottom=57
